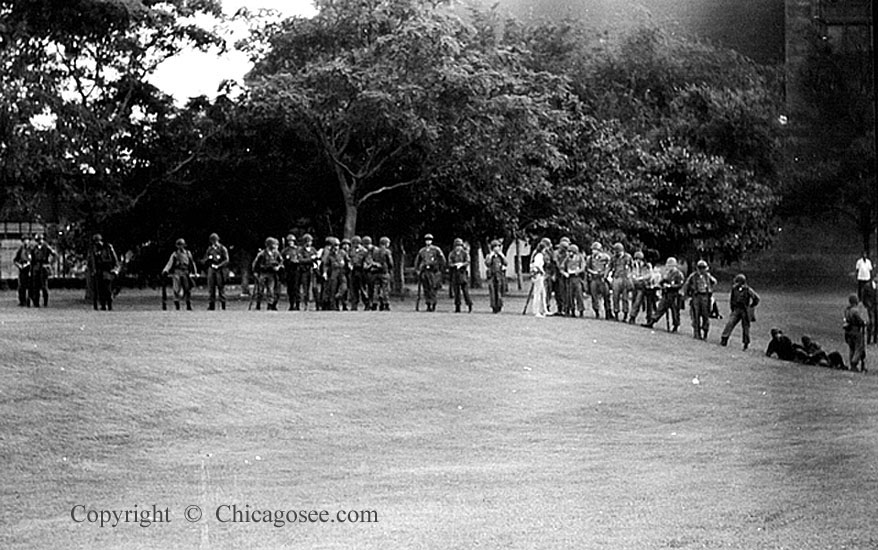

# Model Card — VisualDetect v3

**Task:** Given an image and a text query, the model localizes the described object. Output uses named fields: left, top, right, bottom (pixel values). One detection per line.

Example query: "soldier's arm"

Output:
left=750, top=288, right=760, bottom=308
left=215, top=246, right=230, bottom=269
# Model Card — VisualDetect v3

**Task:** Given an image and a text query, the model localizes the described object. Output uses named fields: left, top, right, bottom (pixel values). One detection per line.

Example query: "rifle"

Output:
left=415, top=273, right=422, bottom=311
left=248, top=277, right=261, bottom=310
left=522, top=280, right=534, bottom=315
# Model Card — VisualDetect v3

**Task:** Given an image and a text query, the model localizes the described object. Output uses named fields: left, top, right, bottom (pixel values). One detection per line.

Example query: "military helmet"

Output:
left=490, top=239, right=501, bottom=248
left=696, top=259, right=708, bottom=269
left=175, top=238, right=186, bottom=247
left=559, top=236, right=571, bottom=245
left=341, top=238, right=351, bottom=246
left=453, top=237, right=463, bottom=246
left=634, top=250, right=644, bottom=260
left=351, top=235, right=362, bottom=245
left=424, top=233, right=434, bottom=241
left=379, top=236, right=390, bottom=246
left=328, top=236, right=340, bottom=246
left=92, top=233, right=103, bottom=242
left=666, top=257, right=678, bottom=267
left=558, top=241, right=569, bottom=250
left=613, top=242, right=624, bottom=252
left=209, top=233, right=220, bottom=242
left=591, top=241, right=602, bottom=250
left=302, top=233, right=313, bottom=243
left=265, top=237, right=279, bottom=246
left=362, top=236, right=373, bottom=245
left=569, top=244, right=579, bottom=253
left=734, top=273, right=747, bottom=285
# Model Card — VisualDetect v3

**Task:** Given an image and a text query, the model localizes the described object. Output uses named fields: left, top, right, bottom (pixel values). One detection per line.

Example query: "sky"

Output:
left=149, top=0, right=317, bottom=101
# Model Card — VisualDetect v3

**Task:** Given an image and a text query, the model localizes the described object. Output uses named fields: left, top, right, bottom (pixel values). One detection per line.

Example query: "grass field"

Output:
left=2, top=287, right=878, bottom=549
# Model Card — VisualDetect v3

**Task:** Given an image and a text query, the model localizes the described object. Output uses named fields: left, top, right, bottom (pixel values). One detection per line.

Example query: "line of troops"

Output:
left=160, top=232, right=509, bottom=313
left=527, top=237, right=759, bottom=349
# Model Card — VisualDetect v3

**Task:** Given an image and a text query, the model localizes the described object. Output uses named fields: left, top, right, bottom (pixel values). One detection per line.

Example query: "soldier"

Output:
left=297, top=234, right=319, bottom=310
left=340, top=238, right=353, bottom=310
left=349, top=236, right=367, bottom=310
left=369, top=236, right=394, bottom=311
left=720, top=273, right=760, bottom=349
left=862, top=274, right=878, bottom=344
left=29, top=234, right=56, bottom=307
left=585, top=242, right=612, bottom=319
left=360, top=236, right=377, bottom=310
left=609, top=242, right=634, bottom=321
left=843, top=294, right=868, bottom=372
left=202, top=233, right=229, bottom=310
left=322, top=237, right=349, bottom=310
left=641, top=257, right=685, bottom=332
left=251, top=237, right=283, bottom=310
left=562, top=243, right=585, bottom=317
left=554, top=239, right=570, bottom=315
left=281, top=234, right=300, bottom=310
left=88, top=233, right=119, bottom=311
left=682, top=259, right=717, bottom=340
left=13, top=236, right=31, bottom=307
left=448, top=237, right=473, bottom=313
left=628, top=250, right=653, bottom=324
left=161, top=238, right=197, bottom=310
left=485, top=239, right=507, bottom=313
left=415, top=233, right=446, bottom=312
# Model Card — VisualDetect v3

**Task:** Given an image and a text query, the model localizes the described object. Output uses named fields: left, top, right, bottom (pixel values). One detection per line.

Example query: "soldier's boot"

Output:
left=468, top=303, right=473, bottom=313
left=175, top=301, right=181, bottom=310
left=43, top=296, right=48, bottom=307
left=208, top=302, right=215, bottom=311
left=221, top=302, right=226, bottom=310
left=641, top=319, right=655, bottom=329
left=720, top=337, right=728, bottom=346
left=742, top=341, right=749, bottom=351
left=455, top=304, right=461, bottom=313
left=107, top=302, right=112, bottom=311
left=186, top=300, right=192, bottom=311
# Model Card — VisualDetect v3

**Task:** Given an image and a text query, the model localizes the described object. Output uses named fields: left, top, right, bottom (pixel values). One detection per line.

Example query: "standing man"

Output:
left=562, top=243, right=585, bottom=317
left=88, top=233, right=119, bottom=311
left=856, top=251, right=873, bottom=300
left=485, top=239, right=507, bottom=314
left=863, top=275, right=878, bottom=344
left=297, top=234, right=319, bottom=310
left=322, top=237, right=349, bottom=311
left=370, top=237, right=394, bottom=311
left=682, top=259, right=717, bottom=340
left=360, top=236, right=377, bottom=310
left=281, top=234, right=300, bottom=310
left=843, top=294, right=868, bottom=372
left=609, top=242, right=634, bottom=322
left=29, top=234, right=56, bottom=307
left=641, top=257, right=685, bottom=332
left=585, top=242, right=612, bottom=319
left=720, top=273, right=760, bottom=350
left=161, top=238, right=197, bottom=310
left=415, top=233, right=446, bottom=312
left=349, top=236, right=368, bottom=311
left=252, top=237, right=283, bottom=310
left=13, top=236, right=31, bottom=307
left=448, top=238, right=473, bottom=313
left=554, top=240, right=570, bottom=315
left=628, top=250, right=653, bottom=324
left=203, top=232, right=229, bottom=310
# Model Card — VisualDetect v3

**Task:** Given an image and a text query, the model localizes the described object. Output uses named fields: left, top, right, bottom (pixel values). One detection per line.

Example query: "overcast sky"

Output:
left=149, top=0, right=317, bottom=101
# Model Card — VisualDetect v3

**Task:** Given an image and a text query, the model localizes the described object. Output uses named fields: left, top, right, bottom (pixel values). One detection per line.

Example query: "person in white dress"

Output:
left=531, top=241, right=549, bottom=317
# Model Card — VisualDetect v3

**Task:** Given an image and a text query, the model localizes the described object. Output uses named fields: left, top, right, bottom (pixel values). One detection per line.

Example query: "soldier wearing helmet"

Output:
left=202, top=233, right=230, bottom=310
left=13, top=235, right=31, bottom=307
left=561, top=243, right=585, bottom=316
left=448, top=237, right=473, bottom=313
left=682, top=259, right=718, bottom=340
left=29, top=233, right=56, bottom=307
left=585, top=241, right=613, bottom=319
left=720, top=273, right=761, bottom=350
left=608, top=242, right=634, bottom=322
left=322, top=236, right=350, bottom=310
left=297, top=233, right=319, bottom=310
left=484, top=239, right=508, bottom=313
left=251, top=237, right=283, bottom=310
left=162, top=238, right=197, bottom=310
left=628, top=250, right=654, bottom=324
left=641, top=257, right=685, bottom=332
left=369, top=236, right=394, bottom=311
left=88, top=233, right=119, bottom=311
left=415, top=233, right=446, bottom=312
left=280, top=234, right=300, bottom=310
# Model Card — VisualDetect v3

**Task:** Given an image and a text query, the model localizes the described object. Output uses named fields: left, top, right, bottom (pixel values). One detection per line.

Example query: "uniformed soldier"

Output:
left=340, top=238, right=353, bottom=310
left=863, top=275, right=878, bottom=344
left=370, top=236, right=394, bottom=311
left=297, top=234, right=319, bottom=310
left=720, top=273, right=760, bottom=350
left=13, top=236, right=31, bottom=307
left=641, top=257, right=685, bottom=332
left=202, top=232, right=230, bottom=310
left=561, top=243, right=585, bottom=316
left=322, top=237, right=349, bottom=310
left=609, top=242, right=634, bottom=322
left=161, top=238, right=197, bottom=310
left=844, top=294, right=868, bottom=372
left=628, top=250, right=653, bottom=324
left=585, top=242, right=612, bottom=319
left=554, top=239, right=570, bottom=315
left=682, top=259, right=717, bottom=340
left=281, top=234, right=300, bottom=310
left=360, top=236, right=377, bottom=310
left=252, top=237, right=283, bottom=310
left=29, top=234, right=56, bottom=307
left=485, top=239, right=507, bottom=313
left=349, top=236, right=367, bottom=310
left=415, top=233, right=446, bottom=312
left=448, top=237, right=473, bottom=313
left=88, top=233, right=119, bottom=311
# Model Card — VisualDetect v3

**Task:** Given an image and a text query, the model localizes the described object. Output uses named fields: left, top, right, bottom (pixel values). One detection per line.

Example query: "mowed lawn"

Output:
left=1, top=288, right=877, bottom=549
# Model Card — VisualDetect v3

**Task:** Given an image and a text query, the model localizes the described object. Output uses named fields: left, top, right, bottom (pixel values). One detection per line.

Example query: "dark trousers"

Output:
left=868, top=305, right=878, bottom=344
left=94, top=272, right=114, bottom=310
left=450, top=268, right=472, bottom=309
left=651, top=290, right=680, bottom=329
left=285, top=270, right=299, bottom=309
left=207, top=267, right=226, bottom=307
left=488, top=273, right=504, bottom=312
left=690, top=293, right=712, bottom=338
left=589, top=277, right=612, bottom=318
left=721, top=307, right=751, bottom=345
left=29, top=265, right=49, bottom=307
left=846, top=329, right=866, bottom=371
left=17, top=267, right=30, bottom=306
left=351, top=268, right=369, bottom=309
left=420, top=269, right=440, bottom=306
left=298, top=268, right=314, bottom=309
left=565, top=277, right=584, bottom=315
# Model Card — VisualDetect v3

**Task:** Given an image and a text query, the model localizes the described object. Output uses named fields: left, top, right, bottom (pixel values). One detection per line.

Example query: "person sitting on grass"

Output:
left=792, top=335, right=830, bottom=366
left=765, top=328, right=795, bottom=361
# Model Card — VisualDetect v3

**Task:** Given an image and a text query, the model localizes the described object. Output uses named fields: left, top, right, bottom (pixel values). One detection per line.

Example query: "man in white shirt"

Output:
left=856, top=251, right=873, bottom=300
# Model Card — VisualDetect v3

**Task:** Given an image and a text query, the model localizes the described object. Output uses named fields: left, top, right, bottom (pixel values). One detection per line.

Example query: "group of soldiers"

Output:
left=13, top=234, right=56, bottom=308
left=527, top=237, right=760, bottom=350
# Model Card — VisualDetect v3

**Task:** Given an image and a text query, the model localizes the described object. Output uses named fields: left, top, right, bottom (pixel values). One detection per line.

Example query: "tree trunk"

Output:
left=343, top=200, right=358, bottom=240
